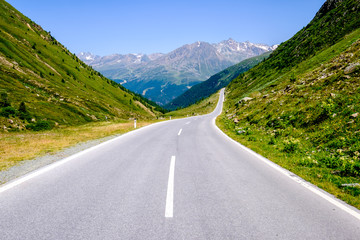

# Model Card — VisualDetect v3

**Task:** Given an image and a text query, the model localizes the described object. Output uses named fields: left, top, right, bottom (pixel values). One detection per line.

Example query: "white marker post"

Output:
left=170, top=116, right=172, bottom=120
left=134, top=118, right=137, bottom=128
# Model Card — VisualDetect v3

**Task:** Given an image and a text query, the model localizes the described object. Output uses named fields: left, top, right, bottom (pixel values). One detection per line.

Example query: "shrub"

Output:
left=17, top=102, right=32, bottom=121
left=268, top=138, right=276, bottom=145
left=340, top=159, right=360, bottom=177
left=26, top=120, right=54, bottom=131
left=315, top=152, right=343, bottom=169
left=18, top=101, right=27, bottom=113
left=266, top=118, right=283, bottom=129
left=0, top=106, right=16, bottom=117
left=282, top=139, right=299, bottom=153
left=0, top=92, right=11, bottom=107
left=290, top=74, right=296, bottom=83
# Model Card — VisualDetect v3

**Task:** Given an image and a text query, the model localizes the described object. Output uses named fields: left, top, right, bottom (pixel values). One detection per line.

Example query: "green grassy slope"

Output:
left=219, top=0, right=360, bottom=208
left=165, top=52, right=271, bottom=110
left=165, top=91, right=220, bottom=118
left=0, top=0, right=163, bottom=131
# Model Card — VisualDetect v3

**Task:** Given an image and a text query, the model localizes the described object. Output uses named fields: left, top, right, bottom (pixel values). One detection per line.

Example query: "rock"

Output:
left=238, top=97, right=253, bottom=104
left=233, top=118, right=239, bottom=124
left=344, top=62, right=360, bottom=74
left=263, top=94, right=269, bottom=98
left=330, top=93, right=336, bottom=98
left=350, top=112, right=359, bottom=118
left=341, top=183, right=360, bottom=187
left=237, top=130, right=246, bottom=134
left=31, top=118, right=36, bottom=122
left=8, top=119, right=14, bottom=124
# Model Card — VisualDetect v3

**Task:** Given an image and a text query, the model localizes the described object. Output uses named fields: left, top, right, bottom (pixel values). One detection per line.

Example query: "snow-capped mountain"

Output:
left=77, top=52, right=100, bottom=64
left=77, top=39, right=277, bottom=105
left=213, top=38, right=277, bottom=62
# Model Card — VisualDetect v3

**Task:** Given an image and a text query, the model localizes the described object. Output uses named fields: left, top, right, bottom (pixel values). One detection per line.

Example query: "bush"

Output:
left=0, top=106, right=16, bottom=117
left=282, top=140, right=299, bottom=153
left=0, top=92, right=11, bottom=107
left=17, top=102, right=32, bottom=121
left=26, top=120, right=54, bottom=131
left=266, top=118, right=283, bottom=129
left=18, top=101, right=27, bottom=113
left=268, top=138, right=276, bottom=145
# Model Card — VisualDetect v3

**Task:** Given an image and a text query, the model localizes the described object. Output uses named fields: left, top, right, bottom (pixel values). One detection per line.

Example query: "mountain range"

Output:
left=166, top=51, right=272, bottom=110
left=78, top=40, right=277, bottom=105
left=0, top=0, right=161, bottom=131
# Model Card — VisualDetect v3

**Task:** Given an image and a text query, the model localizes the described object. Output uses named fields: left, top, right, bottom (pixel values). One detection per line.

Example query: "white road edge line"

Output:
left=178, top=129, right=182, bottom=136
left=212, top=116, right=360, bottom=222
left=165, top=156, right=176, bottom=218
left=0, top=119, right=182, bottom=194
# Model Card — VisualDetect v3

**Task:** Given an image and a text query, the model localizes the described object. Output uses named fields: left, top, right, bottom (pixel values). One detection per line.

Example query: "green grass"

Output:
left=165, top=91, right=220, bottom=118
left=218, top=27, right=360, bottom=209
left=0, top=0, right=163, bottom=132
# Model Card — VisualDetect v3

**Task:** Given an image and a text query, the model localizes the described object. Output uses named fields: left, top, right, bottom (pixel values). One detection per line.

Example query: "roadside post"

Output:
left=134, top=118, right=137, bottom=128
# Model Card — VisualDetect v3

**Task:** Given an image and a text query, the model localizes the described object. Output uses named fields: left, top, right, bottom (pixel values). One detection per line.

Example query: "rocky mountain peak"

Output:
left=77, top=39, right=277, bottom=105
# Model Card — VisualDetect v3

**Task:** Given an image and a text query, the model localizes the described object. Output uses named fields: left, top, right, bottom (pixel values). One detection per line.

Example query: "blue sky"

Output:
left=6, top=0, right=325, bottom=56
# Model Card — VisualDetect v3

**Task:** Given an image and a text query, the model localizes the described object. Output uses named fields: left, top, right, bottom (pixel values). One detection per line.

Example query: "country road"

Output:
left=1, top=89, right=360, bottom=239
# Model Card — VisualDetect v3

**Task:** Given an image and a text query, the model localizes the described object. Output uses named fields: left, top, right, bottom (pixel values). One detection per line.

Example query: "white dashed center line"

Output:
left=165, top=156, right=176, bottom=218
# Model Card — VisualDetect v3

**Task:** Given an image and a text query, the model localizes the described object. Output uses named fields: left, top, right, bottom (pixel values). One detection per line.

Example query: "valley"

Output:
left=1, top=0, right=360, bottom=238
left=78, top=40, right=277, bottom=105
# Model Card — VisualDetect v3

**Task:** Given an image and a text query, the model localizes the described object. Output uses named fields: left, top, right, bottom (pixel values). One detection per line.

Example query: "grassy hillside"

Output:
left=165, top=52, right=271, bottom=110
left=165, top=91, right=220, bottom=118
left=0, top=0, right=163, bottom=132
left=218, top=0, right=360, bottom=208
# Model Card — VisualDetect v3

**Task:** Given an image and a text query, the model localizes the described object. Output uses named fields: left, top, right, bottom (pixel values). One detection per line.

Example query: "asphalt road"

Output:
left=1, top=89, right=360, bottom=239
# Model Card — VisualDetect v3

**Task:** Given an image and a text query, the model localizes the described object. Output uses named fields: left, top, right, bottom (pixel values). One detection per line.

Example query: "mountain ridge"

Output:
left=0, top=0, right=162, bottom=131
left=165, top=51, right=272, bottom=110
left=78, top=39, right=277, bottom=105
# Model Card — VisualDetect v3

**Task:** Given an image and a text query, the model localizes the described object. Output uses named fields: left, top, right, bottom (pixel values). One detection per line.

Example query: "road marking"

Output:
left=185, top=121, right=191, bottom=125
left=165, top=156, right=176, bottom=218
left=178, top=129, right=182, bottom=136
left=212, top=116, right=360, bottom=222
left=0, top=119, right=177, bottom=194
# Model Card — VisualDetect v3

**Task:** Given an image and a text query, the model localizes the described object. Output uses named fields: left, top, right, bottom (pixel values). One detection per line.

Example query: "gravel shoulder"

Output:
left=0, top=133, right=123, bottom=185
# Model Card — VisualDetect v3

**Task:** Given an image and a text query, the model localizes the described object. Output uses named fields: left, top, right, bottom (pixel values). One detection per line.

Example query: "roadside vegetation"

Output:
left=165, top=91, right=220, bottom=118
left=0, top=0, right=164, bottom=134
left=0, top=120, right=155, bottom=171
left=0, top=89, right=220, bottom=172
left=218, top=0, right=360, bottom=209
left=0, top=0, right=167, bottom=173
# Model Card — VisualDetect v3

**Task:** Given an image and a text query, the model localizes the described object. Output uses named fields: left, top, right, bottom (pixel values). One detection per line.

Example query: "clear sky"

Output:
left=6, top=0, right=326, bottom=56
